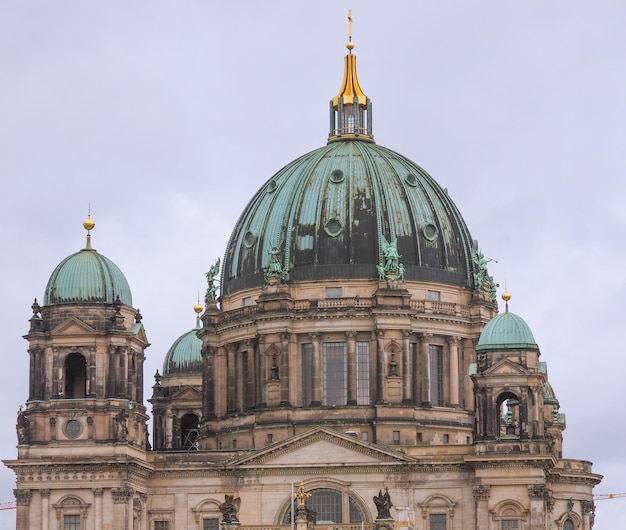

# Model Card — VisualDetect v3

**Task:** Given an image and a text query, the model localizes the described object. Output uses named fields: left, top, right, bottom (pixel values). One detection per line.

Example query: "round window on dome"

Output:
left=64, top=419, right=82, bottom=439
left=330, top=169, right=345, bottom=183
left=324, top=218, right=344, bottom=237
left=266, top=180, right=278, bottom=193
left=422, top=223, right=438, bottom=241
left=405, top=173, right=418, bottom=187
left=243, top=231, right=257, bottom=248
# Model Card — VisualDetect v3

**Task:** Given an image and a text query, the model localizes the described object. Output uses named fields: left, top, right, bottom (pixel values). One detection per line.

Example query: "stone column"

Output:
left=280, top=332, right=291, bottom=405
left=402, top=330, right=412, bottom=404
left=14, top=489, right=31, bottom=530
left=246, top=338, right=256, bottom=410
left=93, top=488, right=103, bottom=530
left=235, top=345, right=244, bottom=412
left=346, top=331, right=357, bottom=405
left=40, top=489, right=50, bottom=530
left=288, top=333, right=298, bottom=407
left=112, top=487, right=134, bottom=530
left=165, top=410, right=173, bottom=449
left=202, top=345, right=216, bottom=418
left=528, top=485, right=547, bottom=530
left=447, top=336, right=460, bottom=407
left=256, top=336, right=267, bottom=408
left=472, top=485, right=490, bottom=530
left=462, top=337, right=474, bottom=410
left=419, top=333, right=432, bottom=406
left=375, top=330, right=385, bottom=404
left=310, top=333, right=321, bottom=406
left=226, top=344, right=237, bottom=413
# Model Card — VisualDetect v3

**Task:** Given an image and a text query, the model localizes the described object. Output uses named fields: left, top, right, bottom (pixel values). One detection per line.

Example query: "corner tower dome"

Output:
left=162, top=305, right=203, bottom=375
left=222, top=37, right=488, bottom=297
left=43, top=216, right=132, bottom=306
left=476, top=292, right=538, bottom=352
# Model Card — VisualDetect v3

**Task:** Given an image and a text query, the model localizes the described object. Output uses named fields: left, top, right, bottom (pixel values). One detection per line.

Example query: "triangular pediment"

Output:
left=171, top=385, right=202, bottom=401
left=51, top=317, right=96, bottom=336
left=232, top=427, right=413, bottom=468
left=483, top=358, right=531, bottom=376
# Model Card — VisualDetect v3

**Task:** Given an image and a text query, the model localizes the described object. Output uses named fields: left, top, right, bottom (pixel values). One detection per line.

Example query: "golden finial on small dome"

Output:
left=194, top=301, right=203, bottom=315
left=502, top=290, right=511, bottom=312
left=83, top=210, right=95, bottom=249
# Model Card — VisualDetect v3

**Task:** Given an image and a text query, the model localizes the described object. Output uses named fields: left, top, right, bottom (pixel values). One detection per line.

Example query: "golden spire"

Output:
left=83, top=210, right=95, bottom=249
left=332, top=9, right=368, bottom=107
left=329, top=10, right=373, bottom=142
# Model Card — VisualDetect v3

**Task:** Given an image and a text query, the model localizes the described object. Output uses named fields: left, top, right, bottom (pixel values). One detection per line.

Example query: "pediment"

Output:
left=130, top=323, right=149, bottom=345
left=51, top=317, right=96, bottom=336
left=232, top=427, right=413, bottom=468
left=171, top=386, right=202, bottom=401
left=483, top=359, right=531, bottom=376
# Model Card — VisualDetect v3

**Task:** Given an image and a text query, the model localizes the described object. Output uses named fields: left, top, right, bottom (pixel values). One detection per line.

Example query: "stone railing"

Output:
left=219, top=297, right=469, bottom=323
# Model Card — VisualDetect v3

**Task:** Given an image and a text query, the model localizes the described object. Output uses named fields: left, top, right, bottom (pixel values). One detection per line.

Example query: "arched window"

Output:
left=180, top=413, right=200, bottom=449
left=282, top=488, right=365, bottom=524
left=563, top=519, right=574, bottom=530
left=64, top=353, right=87, bottom=398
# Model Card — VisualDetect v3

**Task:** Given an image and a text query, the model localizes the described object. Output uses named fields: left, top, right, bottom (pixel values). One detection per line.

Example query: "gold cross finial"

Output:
left=294, top=482, right=312, bottom=507
left=348, top=10, right=353, bottom=39
left=347, top=10, right=354, bottom=51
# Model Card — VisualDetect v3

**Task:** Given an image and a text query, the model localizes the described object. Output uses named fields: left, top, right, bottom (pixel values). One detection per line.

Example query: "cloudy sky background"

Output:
left=1, top=1, right=624, bottom=527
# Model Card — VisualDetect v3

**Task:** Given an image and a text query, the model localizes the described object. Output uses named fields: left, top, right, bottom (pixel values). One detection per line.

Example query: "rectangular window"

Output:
left=356, top=341, right=370, bottom=405
left=427, top=290, right=440, bottom=301
left=323, top=342, right=346, bottom=405
left=203, top=518, right=219, bottom=530
left=326, top=287, right=342, bottom=298
left=429, top=344, right=443, bottom=406
left=266, top=433, right=273, bottom=444
left=301, top=343, right=313, bottom=406
left=501, top=521, right=519, bottom=530
left=64, top=515, right=80, bottom=530
left=243, top=296, right=252, bottom=306
left=154, top=522, right=170, bottom=530
left=430, top=513, right=447, bottom=530
left=443, top=434, right=449, bottom=444
left=361, top=432, right=368, bottom=441
left=393, top=430, right=400, bottom=444
left=416, top=432, right=423, bottom=443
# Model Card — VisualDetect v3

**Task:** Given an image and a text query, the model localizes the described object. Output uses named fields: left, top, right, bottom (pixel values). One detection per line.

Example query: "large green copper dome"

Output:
left=162, top=318, right=203, bottom=375
left=44, top=230, right=132, bottom=306
left=475, top=311, right=538, bottom=352
left=221, top=45, right=488, bottom=296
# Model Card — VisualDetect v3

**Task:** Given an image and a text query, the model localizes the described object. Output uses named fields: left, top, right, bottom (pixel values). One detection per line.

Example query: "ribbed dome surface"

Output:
left=476, top=312, right=538, bottom=352
left=223, top=139, right=477, bottom=295
left=162, top=320, right=203, bottom=375
left=44, top=248, right=132, bottom=306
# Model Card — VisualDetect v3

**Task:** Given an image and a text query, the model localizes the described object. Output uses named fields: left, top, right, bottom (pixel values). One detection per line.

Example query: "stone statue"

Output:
left=205, top=258, right=221, bottom=302
left=471, top=245, right=497, bottom=303
left=219, top=494, right=241, bottom=524
left=264, top=245, right=289, bottom=285
left=114, top=409, right=129, bottom=441
left=378, top=236, right=405, bottom=283
left=16, top=411, right=30, bottom=445
left=373, top=487, right=393, bottom=520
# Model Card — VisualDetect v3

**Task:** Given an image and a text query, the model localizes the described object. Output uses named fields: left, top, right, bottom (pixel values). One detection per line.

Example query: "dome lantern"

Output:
left=329, top=10, right=373, bottom=142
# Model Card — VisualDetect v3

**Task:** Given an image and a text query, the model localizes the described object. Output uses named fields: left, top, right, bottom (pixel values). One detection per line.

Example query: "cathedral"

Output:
left=4, top=25, right=601, bottom=530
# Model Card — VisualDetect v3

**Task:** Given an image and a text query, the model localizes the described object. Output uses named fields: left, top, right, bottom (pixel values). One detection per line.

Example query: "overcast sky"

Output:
left=1, top=1, right=624, bottom=527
